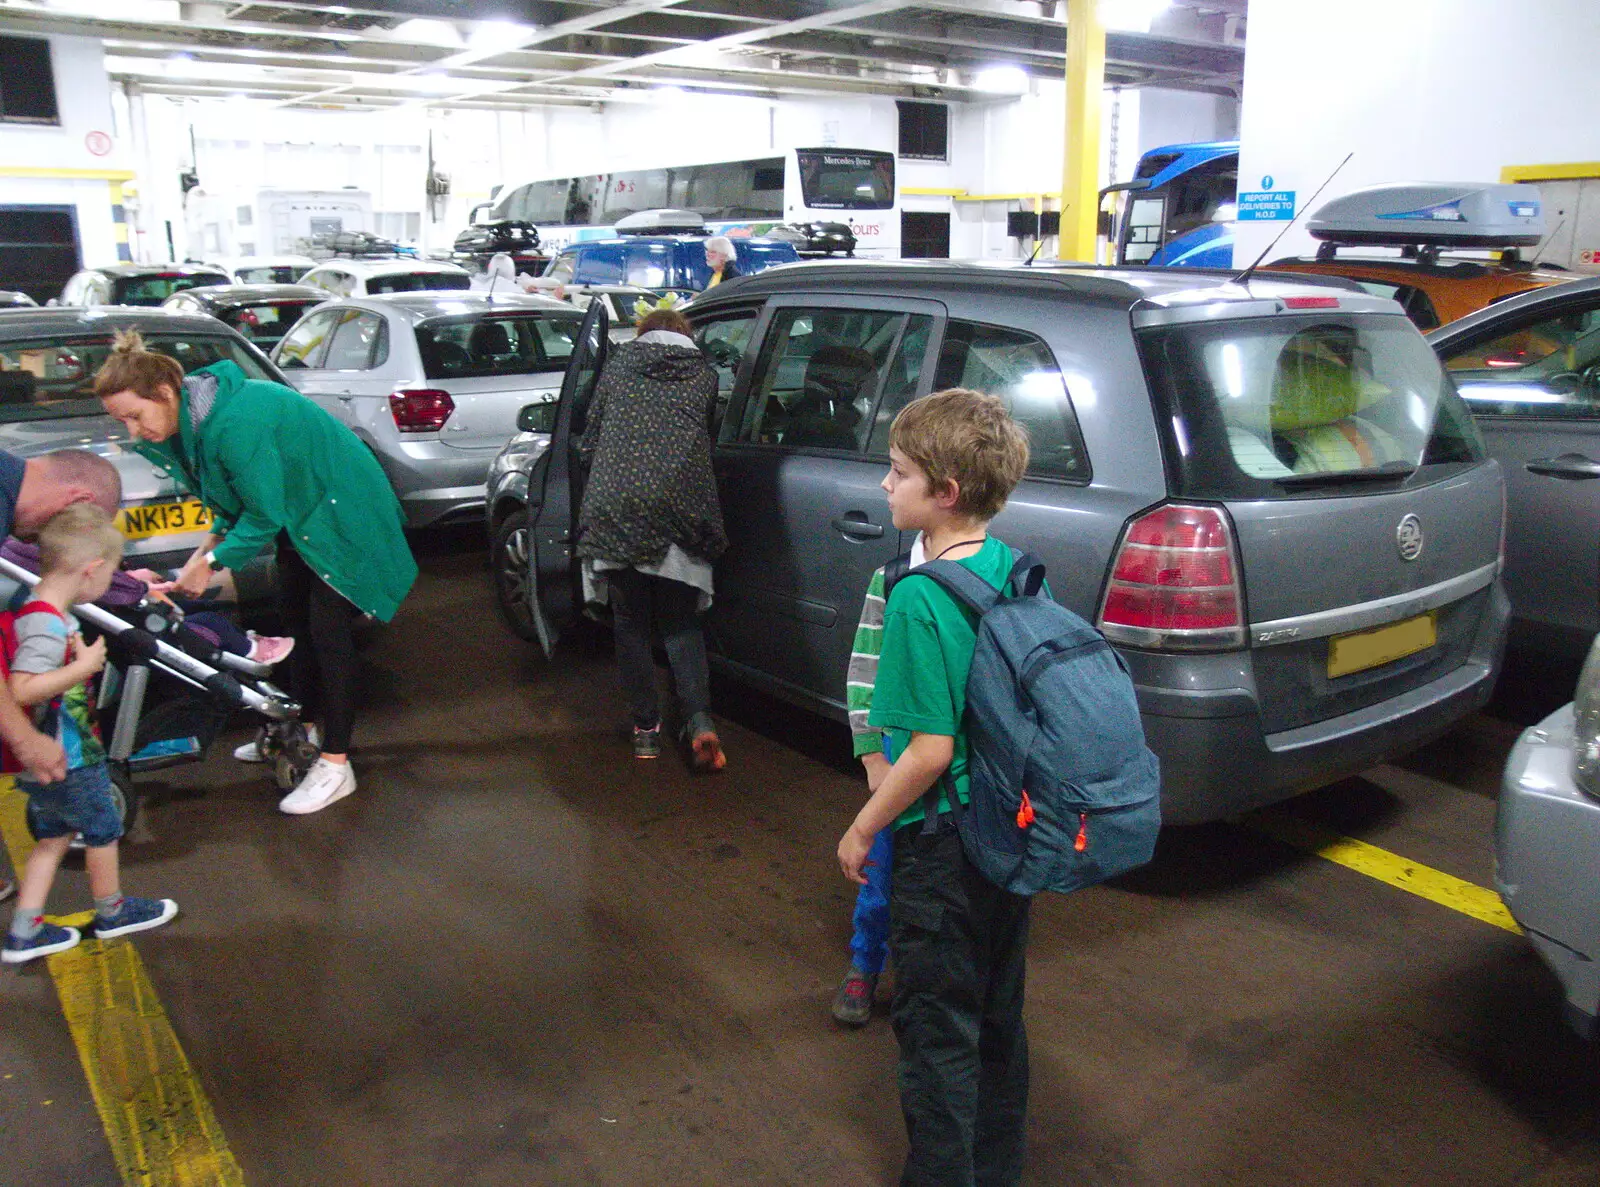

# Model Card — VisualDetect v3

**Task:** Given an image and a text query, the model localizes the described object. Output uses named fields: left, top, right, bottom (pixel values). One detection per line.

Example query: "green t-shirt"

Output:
left=868, top=536, right=1015, bottom=831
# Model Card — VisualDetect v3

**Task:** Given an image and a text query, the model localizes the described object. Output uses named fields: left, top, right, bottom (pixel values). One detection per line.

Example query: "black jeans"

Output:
left=606, top=568, right=710, bottom=731
left=277, top=536, right=361, bottom=754
left=890, top=823, right=1032, bottom=1187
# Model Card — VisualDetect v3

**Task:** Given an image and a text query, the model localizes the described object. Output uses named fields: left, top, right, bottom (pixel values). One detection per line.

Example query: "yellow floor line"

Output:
left=0, top=779, right=244, bottom=1186
left=1248, top=807, right=1522, bottom=934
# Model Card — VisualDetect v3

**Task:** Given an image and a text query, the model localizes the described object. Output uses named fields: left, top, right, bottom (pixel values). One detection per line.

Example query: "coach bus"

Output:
left=1105, top=140, right=1238, bottom=268
left=474, top=146, right=899, bottom=257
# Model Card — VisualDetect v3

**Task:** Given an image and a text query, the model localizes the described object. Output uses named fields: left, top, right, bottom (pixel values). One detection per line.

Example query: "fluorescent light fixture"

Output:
left=393, top=70, right=462, bottom=95
left=46, top=0, right=180, bottom=18
left=390, top=18, right=463, bottom=48
left=973, top=65, right=1028, bottom=94
left=469, top=19, right=532, bottom=49
left=1101, top=0, right=1172, bottom=32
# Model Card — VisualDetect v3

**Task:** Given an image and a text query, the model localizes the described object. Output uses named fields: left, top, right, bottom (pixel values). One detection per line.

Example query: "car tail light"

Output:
left=390, top=388, right=454, bottom=432
left=1282, top=295, right=1340, bottom=310
left=1097, top=504, right=1246, bottom=651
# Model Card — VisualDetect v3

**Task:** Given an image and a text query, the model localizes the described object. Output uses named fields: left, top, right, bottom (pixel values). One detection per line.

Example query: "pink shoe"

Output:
left=246, top=633, right=296, bottom=665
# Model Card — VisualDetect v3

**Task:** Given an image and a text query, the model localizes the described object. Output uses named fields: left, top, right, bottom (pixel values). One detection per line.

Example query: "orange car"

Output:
left=1267, top=253, right=1572, bottom=330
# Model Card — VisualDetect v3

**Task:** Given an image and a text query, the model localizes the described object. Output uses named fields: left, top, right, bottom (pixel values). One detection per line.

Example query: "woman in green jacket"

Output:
left=95, top=331, right=416, bottom=816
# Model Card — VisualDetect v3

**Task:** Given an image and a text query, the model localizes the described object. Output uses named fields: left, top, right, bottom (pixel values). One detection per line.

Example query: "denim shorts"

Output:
left=21, top=761, right=122, bottom=848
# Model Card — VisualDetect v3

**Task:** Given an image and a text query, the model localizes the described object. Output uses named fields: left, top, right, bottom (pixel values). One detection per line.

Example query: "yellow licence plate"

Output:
left=1327, top=612, right=1437, bottom=679
left=116, top=499, right=213, bottom=541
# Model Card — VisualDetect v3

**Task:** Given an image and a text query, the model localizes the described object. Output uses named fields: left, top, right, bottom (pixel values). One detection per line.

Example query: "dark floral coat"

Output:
left=575, top=340, right=727, bottom=567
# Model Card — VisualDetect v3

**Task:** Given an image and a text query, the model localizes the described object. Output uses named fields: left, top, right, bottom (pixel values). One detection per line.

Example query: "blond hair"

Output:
left=889, top=388, right=1029, bottom=521
left=93, top=328, right=184, bottom=403
left=37, top=503, right=125, bottom=577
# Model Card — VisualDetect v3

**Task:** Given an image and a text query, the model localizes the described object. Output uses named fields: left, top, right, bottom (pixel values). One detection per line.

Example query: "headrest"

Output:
left=469, top=321, right=512, bottom=356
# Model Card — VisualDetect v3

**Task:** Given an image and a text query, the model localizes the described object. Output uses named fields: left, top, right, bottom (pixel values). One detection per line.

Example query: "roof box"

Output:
left=613, top=209, right=706, bottom=235
left=1307, top=183, right=1545, bottom=249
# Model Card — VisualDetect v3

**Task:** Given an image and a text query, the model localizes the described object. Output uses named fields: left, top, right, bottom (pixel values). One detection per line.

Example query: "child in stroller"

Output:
left=0, top=540, right=319, bottom=833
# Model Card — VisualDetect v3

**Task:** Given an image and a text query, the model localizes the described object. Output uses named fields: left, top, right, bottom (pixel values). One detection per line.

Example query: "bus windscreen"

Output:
left=796, top=150, right=894, bottom=211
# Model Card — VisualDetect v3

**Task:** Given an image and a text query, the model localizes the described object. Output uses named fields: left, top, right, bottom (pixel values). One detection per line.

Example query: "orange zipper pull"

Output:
left=1074, top=812, right=1088, bottom=852
left=1016, top=789, right=1035, bottom=829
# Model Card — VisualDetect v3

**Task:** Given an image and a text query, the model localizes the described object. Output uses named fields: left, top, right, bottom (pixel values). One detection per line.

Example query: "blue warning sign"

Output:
left=1238, top=190, right=1296, bottom=221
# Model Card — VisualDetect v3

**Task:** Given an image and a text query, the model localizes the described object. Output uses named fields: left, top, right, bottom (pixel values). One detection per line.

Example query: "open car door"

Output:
left=526, top=296, right=609, bottom=658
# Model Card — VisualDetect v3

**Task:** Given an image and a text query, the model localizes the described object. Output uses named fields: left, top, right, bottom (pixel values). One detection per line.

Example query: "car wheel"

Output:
left=492, top=508, right=540, bottom=642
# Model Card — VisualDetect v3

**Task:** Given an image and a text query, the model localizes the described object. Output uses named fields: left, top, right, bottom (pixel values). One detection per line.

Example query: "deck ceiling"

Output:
left=0, top=0, right=1244, bottom=111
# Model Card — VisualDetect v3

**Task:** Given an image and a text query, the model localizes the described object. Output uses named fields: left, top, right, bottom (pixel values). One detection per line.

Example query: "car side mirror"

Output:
left=517, top=401, right=556, bottom=433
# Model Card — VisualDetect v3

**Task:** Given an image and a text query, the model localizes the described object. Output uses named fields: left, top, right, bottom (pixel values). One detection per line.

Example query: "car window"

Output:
left=304, top=270, right=351, bottom=297
left=414, top=313, right=581, bottom=379
left=225, top=301, right=321, bottom=347
left=1352, top=281, right=1441, bottom=331
left=0, top=332, right=274, bottom=423
left=274, top=309, right=342, bottom=369
left=366, top=271, right=471, bottom=295
left=112, top=274, right=227, bottom=306
left=1440, top=303, right=1600, bottom=418
left=693, top=312, right=758, bottom=436
left=625, top=244, right=671, bottom=289
left=323, top=310, right=387, bottom=370
left=236, top=265, right=300, bottom=285
left=864, top=316, right=936, bottom=454
left=730, top=307, right=923, bottom=452
left=546, top=251, right=578, bottom=284
left=913, top=321, right=1089, bottom=481
left=1137, top=313, right=1485, bottom=500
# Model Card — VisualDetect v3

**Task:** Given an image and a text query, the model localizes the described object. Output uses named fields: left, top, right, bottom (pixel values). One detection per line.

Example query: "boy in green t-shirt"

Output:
left=835, top=388, right=1032, bottom=1185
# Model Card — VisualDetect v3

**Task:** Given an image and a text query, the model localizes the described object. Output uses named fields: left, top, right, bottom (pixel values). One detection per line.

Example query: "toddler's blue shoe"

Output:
left=93, top=897, right=178, bottom=940
left=3, top=922, right=82, bottom=965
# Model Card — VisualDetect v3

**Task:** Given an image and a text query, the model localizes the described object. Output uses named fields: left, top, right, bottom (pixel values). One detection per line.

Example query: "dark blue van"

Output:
left=542, top=235, right=799, bottom=295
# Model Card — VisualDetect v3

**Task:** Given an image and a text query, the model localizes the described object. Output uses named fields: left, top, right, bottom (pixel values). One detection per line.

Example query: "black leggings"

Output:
left=607, top=568, right=710, bottom=731
left=277, top=536, right=361, bottom=754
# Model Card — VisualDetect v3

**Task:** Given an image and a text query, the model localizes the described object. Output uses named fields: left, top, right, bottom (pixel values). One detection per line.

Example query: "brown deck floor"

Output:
left=4, top=528, right=1599, bottom=1185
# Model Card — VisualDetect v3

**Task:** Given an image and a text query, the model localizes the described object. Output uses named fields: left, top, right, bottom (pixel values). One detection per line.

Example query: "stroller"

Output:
left=0, top=542, right=320, bottom=832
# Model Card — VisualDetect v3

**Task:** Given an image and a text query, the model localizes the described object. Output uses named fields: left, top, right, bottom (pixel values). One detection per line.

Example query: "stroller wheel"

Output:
left=254, top=724, right=286, bottom=763
left=274, top=739, right=320, bottom=792
left=109, top=766, right=140, bottom=836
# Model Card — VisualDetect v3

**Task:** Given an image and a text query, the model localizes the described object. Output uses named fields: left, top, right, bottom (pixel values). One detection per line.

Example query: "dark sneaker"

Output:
left=831, top=965, right=877, bottom=1027
left=684, top=712, right=726, bottom=773
left=0, top=877, right=14, bottom=904
left=3, top=922, right=81, bottom=965
left=93, top=896, right=178, bottom=940
left=633, top=726, right=662, bottom=760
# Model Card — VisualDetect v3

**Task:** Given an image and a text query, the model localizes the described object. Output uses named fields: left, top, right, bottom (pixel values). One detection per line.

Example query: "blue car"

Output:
left=542, top=234, right=799, bottom=296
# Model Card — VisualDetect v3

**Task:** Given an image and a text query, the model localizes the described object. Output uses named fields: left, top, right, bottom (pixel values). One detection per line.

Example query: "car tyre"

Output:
left=492, top=508, right=540, bottom=643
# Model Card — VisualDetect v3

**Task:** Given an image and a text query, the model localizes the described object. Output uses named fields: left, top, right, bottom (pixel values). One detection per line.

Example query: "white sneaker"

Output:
left=235, top=724, right=319, bottom=764
left=278, top=758, right=356, bottom=815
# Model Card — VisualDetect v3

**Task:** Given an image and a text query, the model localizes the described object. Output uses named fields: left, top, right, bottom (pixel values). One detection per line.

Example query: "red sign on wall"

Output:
left=85, top=130, right=113, bottom=157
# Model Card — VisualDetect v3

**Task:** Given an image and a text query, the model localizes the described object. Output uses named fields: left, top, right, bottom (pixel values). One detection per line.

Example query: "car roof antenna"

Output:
left=1023, top=234, right=1046, bottom=267
left=1530, top=216, right=1566, bottom=269
left=1233, top=152, right=1353, bottom=288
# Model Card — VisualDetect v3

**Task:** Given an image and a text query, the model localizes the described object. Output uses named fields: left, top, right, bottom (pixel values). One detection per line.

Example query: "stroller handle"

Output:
left=0, top=553, right=300, bottom=722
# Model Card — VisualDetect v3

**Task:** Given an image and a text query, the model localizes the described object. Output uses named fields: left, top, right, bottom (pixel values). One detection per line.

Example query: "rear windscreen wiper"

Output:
left=1274, top=461, right=1417, bottom=487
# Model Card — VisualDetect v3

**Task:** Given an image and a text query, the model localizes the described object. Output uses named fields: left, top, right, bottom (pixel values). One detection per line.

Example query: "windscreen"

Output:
left=223, top=301, right=321, bottom=346
left=414, top=314, right=581, bottom=380
left=367, top=272, right=472, bottom=295
left=0, top=333, right=274, bottom=422
left=796, top=150, right=895, bottom=211
left=235, top=265, right=306, bottom=285
left=112, top=273, right=228, bottom=306
left=1136, top=313, right=1484, bottom=500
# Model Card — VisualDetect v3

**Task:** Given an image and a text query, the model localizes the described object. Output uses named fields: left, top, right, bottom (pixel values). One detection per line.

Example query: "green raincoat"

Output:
left=134, top=360, right=416, bottom=622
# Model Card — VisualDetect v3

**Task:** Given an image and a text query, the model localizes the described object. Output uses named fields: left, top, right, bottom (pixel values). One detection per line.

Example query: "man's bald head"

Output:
left=14, top=450, right=122, bottom=538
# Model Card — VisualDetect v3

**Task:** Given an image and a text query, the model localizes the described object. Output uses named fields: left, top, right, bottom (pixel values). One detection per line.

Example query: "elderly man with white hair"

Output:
left=703, top=236, right=741, bottom=289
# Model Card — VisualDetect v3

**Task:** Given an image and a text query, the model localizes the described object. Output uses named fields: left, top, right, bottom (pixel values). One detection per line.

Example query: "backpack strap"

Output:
left=881, top=549, right=916, bottom=599
left=1008, top=552, right=1047, bottom=598
left=902, top=559, right=1003, bottom=618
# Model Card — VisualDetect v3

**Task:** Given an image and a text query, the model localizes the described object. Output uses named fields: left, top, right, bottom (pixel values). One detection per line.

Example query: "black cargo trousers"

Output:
left=889, top=821, right=1032, bottom=1187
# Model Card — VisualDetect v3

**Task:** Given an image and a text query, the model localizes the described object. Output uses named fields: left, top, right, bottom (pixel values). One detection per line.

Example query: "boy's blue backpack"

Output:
left=897, top=551, right=1161, bottom=896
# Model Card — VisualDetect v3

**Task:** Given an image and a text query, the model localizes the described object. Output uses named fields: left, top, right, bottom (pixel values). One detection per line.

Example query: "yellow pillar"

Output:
left=1058, top=0, right=1105, bottom=261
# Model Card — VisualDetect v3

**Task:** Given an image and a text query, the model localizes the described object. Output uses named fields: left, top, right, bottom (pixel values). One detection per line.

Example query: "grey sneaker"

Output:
left=633, top=726, right=662, bottom=760
left=831, top=964, right=877, bottom=1027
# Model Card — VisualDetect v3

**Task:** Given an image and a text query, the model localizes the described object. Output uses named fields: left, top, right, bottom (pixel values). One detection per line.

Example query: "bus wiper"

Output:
left=1275, top=461, right=1417, bottom=487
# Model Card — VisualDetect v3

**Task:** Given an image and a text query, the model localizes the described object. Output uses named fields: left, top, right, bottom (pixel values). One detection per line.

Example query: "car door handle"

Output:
left=1526, top=454, right=1600, bottom=480
left=831, top=514, right=885, bottom=539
